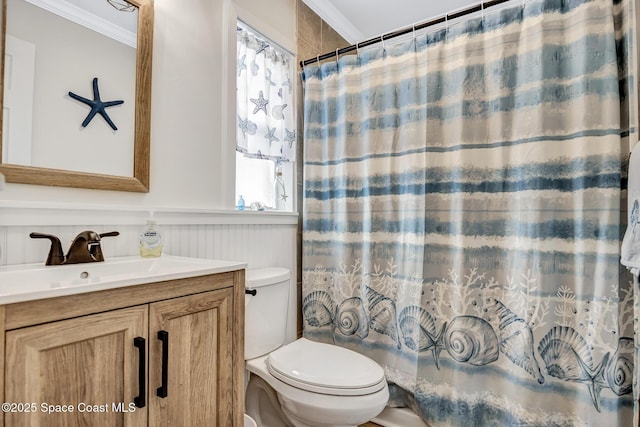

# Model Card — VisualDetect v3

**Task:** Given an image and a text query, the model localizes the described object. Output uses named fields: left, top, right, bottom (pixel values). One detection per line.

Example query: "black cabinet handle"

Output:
left=157, top=330, right=169, bottom=398
left=133, top=337, right=146, bottom=408
left=245, top=288, right=257, bottom=296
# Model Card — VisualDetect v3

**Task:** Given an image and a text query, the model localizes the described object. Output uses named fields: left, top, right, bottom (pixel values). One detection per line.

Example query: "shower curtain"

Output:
left=301, top=0, right=638, bottom=425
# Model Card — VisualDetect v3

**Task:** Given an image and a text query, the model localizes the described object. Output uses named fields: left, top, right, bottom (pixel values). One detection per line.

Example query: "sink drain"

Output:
left=80, top=271, right=89, bottom=279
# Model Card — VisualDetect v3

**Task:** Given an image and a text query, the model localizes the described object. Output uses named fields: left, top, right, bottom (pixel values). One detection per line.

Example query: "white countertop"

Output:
left=0, top=255, right=247, bottom=305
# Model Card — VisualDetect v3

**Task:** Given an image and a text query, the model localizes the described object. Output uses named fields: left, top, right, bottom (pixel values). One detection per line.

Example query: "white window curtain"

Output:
left=236, top=24, right=295, bottom=162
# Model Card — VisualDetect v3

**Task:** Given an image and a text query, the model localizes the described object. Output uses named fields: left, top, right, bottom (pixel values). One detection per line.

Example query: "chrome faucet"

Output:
left=30, top=230, right=120, bottom=266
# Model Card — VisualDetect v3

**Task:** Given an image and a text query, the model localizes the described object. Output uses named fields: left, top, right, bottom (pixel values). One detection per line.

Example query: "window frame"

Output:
left=222, top=3, right=297, bottom=212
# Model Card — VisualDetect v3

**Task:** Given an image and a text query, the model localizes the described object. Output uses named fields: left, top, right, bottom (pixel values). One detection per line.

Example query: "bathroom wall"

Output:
left=0, top=0, right=295, bottom=209
left=1, top=207, right=295, bottom=267
left=0, top=0, right=350, bottom=344
left=0, top=0, right=299, bottom=342
left=295, top=1, right=349, bottom=336
left=0, top=204, right=298, bottom=339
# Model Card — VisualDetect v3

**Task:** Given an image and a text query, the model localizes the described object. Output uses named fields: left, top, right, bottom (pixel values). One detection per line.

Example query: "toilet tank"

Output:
left=244, top=267, right=290, bottom=360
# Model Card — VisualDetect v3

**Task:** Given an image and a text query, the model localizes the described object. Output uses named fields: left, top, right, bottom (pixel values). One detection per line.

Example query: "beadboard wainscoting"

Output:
left=2, top=223, right=296, bottom=268
left=0, top=202, right=299, bottom=340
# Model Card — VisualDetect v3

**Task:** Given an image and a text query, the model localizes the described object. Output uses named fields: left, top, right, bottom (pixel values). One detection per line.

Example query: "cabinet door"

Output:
left=149, top=288, right=234, bottom=427
left=5, top=305, right=148, bottom=427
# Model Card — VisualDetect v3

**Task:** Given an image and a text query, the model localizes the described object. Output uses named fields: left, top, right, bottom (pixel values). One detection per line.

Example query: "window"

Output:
left=235, top=21, right=295, bottom=211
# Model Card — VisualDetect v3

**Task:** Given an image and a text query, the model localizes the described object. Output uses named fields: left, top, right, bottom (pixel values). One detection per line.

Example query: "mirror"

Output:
left=0, top=0, right=153, bottom=192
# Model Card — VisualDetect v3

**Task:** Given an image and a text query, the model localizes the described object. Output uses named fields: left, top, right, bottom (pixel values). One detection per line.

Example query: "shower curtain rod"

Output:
left=300, top=0, right=512, bottom=67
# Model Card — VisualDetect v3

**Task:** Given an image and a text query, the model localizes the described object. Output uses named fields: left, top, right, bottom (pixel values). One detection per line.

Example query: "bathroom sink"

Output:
left=0, top=255, right=247, bottom=304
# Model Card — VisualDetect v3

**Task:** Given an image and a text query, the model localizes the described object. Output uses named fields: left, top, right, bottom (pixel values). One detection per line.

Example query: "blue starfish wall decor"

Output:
left=68, top=78, right=124, bottom=130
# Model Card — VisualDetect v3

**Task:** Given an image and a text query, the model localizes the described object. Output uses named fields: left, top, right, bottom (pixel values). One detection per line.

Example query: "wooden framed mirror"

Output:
left=0, top=0, right=153, bottom=192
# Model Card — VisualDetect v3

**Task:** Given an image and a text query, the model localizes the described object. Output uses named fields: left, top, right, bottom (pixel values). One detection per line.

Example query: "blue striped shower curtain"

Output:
left=301, top=0, right=638, bottom=425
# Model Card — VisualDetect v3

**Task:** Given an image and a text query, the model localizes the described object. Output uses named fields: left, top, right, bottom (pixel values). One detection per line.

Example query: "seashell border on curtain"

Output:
left=301, top=0, right=638, bottom=425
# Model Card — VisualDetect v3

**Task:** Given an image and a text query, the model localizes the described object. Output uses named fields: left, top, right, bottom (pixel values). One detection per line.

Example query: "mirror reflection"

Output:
left=3, top=0, right=138, bottom=176
left=0, top=0, right=152, bottom=192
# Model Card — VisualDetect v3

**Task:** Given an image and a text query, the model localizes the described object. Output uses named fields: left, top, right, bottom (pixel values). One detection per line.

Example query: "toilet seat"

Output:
left=266, top=338, right=386, bottom=396
left=246, top=353, right=389, bottom=427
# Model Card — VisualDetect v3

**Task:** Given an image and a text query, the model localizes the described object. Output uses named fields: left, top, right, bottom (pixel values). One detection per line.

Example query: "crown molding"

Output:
left=301, top=0, right=364, bottom=44
left=24, top=0, right=137, bottom=48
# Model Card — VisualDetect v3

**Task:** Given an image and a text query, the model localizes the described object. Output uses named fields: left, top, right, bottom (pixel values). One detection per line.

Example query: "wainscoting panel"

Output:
left=1, top=204, right=297, bottom=267
left=0, top=205, right=298, bottom=341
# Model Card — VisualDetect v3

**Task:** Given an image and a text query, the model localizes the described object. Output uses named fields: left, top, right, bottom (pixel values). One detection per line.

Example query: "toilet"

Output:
left=244, top=268, right=389, bottom=427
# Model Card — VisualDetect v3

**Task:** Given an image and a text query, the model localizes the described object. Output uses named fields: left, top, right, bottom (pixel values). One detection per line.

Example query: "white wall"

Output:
left=0, top=0, right=296, bottom=210
left=0, top=205, right=298, bottom=341
left=0, top=0, right=299, bottom=341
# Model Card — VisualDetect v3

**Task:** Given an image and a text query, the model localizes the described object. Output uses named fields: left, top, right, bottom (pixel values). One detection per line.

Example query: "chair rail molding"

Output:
left=0, top=201, right=298, bottom=227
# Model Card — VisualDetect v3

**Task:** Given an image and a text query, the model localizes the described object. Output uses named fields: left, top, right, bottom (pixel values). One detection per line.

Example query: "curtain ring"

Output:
left=336, top=48, right=340, bottom=62
left=316, top=54, right=320, bottom=64
left=444, top=14, right=448, bottom=39
left=381, top=35, right=386, bottom=55
left=481, top=2, right=484, bottom=19
left=412, top=24, right=417, bottom=51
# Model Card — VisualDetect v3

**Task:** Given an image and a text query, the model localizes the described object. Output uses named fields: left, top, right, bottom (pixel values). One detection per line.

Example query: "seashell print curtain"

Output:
left=237, top=24, right=295, bottom=162
left=301, top=0, right=638, bottom=425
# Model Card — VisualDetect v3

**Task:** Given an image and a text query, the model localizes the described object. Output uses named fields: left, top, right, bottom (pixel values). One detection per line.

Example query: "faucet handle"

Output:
left=92, top=231, right=120, bottom=262
left=30, top=232, right=65, bottom=266
left=30, top=232, right=56, bottom=240
left=99, top=231, right=120, bottom=238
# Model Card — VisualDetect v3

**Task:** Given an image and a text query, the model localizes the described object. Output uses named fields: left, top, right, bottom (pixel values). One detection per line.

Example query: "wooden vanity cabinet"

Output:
left=5, top=305, right=149, bottom=427
left=149, top=288, right=235, bottom=426
left=0, top=270, right=245, bottom=427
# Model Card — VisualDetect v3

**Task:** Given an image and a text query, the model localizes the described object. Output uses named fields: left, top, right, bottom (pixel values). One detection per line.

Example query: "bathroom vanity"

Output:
left=0, top=256, right=246, bottom=427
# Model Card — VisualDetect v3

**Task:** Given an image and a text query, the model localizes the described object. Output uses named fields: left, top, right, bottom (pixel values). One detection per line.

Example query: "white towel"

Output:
left=621, top=146, right=640, bottom=274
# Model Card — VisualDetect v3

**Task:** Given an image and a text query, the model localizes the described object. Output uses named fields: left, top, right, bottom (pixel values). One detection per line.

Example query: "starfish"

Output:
left=264, top=127, right=279, bottom=145
left=284, top=128, right=296, bottom=146
left=250, top=91, right=269, bottom=115
left=69, top=78, right=124, bottom=130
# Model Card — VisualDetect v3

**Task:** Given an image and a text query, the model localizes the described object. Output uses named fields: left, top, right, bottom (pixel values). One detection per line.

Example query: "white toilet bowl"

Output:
left=244, top=414, right=257, bottom=427
left=244, top=269, right=389, bottom=427
left=245, top=338, right=388, bottom=427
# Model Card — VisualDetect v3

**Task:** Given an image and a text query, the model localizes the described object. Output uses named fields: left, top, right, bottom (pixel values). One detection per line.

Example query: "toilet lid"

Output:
left=266, top=338, right=386, bottom=396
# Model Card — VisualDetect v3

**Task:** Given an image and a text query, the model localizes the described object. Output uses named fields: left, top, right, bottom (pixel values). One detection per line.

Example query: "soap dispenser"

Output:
left=139, top=212, right=163, bottom=257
